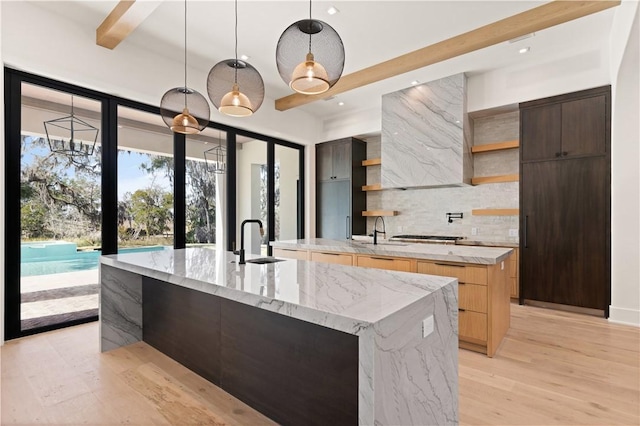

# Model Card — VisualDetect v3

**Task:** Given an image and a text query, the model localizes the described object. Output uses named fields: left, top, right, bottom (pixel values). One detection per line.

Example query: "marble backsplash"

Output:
left=365, top=134, right=519, bottom=242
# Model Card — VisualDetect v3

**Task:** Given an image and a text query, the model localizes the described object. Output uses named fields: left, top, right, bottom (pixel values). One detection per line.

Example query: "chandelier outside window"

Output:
left=207, top=0, right=264, bottom=117
left=44, top=95, right=99, bottom=157
left=160, top=0, right=210, bottom=134
left=204, top=133, right=227, bottom=174
left=276, top=0, right=345, bottom=95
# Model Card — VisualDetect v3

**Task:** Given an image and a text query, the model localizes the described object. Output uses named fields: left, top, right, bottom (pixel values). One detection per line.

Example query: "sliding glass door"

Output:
left=4, top=68, right=304, bottom=340
left=116, top=106, right=174, bottom=254
left=19, top=83, right=102, bottom=331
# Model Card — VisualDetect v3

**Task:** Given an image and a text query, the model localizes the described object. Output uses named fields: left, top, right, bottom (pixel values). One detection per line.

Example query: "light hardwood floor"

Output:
left=1, top=304, right=639, bottom=425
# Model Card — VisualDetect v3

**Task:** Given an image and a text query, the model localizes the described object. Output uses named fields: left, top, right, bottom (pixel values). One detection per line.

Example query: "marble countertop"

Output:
left=100, top=248, right=456, bottom=335
left=272, top=238, right=513, bottom=264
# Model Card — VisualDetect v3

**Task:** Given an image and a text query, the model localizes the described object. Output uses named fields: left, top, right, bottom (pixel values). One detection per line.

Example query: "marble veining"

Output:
left=382, top=73, right=471, bottom=189
left=100, top=248, right=456, bottom=336
left=373, top=284, right=458, bottom=425
left=100, top=248, right=459, bottom=425
left=272, top=238, right=513, bottom=264
left=99, top=265, right=142, bottom=352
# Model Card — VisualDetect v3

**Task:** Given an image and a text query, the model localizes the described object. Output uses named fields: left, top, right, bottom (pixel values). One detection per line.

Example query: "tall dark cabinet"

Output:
left=519, top=86, right=611, bottom=315
left=316, top=138, right=366, bottom=239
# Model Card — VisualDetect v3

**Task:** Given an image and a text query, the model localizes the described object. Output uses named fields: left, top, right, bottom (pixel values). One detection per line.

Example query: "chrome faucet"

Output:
left=239, top=219, right=264, bottom=264
left=373, top=216, right=386, bottom=245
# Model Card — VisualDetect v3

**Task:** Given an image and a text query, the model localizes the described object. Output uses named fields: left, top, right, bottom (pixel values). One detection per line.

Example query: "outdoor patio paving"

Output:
left=20, top=269, right=99, bottom=329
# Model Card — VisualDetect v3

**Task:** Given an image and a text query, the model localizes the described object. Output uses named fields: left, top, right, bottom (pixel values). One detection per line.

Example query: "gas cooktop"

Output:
left=390, top=235, right=464, bottom=244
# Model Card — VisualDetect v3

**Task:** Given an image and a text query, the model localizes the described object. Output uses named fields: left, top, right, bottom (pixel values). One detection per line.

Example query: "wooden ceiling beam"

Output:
left=97, top=0, right=162, bottom=49
left=275, top=0, right=620, bottom=111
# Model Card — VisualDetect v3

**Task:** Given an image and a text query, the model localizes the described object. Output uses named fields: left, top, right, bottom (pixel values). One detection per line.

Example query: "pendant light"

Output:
left=44, top=95, right=99, bottom=157
left=160, top=0, right=209, bottom=134
left=276, top=0, right=344, bottom=95
left=207, top=0, right=264, bottom=117
left=204, top=131, right=227, bottom=174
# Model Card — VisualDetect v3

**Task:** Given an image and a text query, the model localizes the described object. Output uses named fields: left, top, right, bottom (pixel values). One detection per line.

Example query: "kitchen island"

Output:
left=100, top=247, right=458, bottom=426
left=272, top=238, right=513, bottom=357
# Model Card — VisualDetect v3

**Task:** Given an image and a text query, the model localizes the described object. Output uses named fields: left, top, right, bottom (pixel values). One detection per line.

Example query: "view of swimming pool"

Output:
left=20, top=244, right=167, bottom=277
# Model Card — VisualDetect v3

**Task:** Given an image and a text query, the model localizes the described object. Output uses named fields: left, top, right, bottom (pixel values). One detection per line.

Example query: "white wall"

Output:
left=609, top=2, right=640, bottom=326
left=275, top=145, right=299, bottom=241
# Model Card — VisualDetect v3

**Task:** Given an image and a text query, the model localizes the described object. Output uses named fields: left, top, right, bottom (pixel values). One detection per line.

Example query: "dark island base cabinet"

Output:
left=142, top=277, right=359, bottom=426
left=142, top=278, right=221, bottom=384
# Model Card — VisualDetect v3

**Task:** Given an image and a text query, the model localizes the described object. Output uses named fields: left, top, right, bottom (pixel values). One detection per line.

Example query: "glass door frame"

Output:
left=4, top=69, right=111, bottom=339
left=4, top=68, right=305, bottom=340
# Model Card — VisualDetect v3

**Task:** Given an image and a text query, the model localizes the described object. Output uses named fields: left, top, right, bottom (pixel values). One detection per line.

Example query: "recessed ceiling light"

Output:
left=338, top=101, right=345, bottom=106
left=519, top=47, right=530, bottom=54
left=411, top=80, right=420, bottom=85
left=327, top=6, right=339, bottom=15
left=240, top=54, right=250, bottom=61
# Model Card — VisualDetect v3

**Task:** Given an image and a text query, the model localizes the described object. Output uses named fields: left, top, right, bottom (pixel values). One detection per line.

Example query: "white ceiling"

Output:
left=28, top=1, right=616, bottom=120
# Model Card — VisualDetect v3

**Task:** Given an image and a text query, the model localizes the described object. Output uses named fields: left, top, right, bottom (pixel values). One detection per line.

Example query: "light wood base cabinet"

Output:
left=417, top=259, right=510, bottom=357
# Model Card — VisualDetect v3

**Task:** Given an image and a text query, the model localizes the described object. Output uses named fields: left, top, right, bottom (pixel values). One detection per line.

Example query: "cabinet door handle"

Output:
left=459, top=308, right=466, bottom=312
left=370, top=257, right=393, bottom=261
left=555, top=152, right=561, bottom=158
left=524, top=215, right=528, bottom=248
left=562, top=151, right=568, bottom=156
left=280, top=248, right=297, bottom=252
left=319, top=252, right=341, bottom=256
left=435, top=263, right=464, bottom=268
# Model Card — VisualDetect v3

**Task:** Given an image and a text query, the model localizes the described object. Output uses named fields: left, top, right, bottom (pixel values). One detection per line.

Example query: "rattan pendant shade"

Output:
left=160, top=0, right=209, bottom=134
left=276, top=1, right=344, bottom=95
left=207, top=0, right=264, bottom=117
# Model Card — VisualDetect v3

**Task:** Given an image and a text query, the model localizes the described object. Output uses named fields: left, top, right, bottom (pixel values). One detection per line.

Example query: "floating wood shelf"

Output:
left=472, top=208, right=520, bottom=216
left=471, top=174, right=519, bottom=185
left=471, top=140, right=519, bottom=153
left=362, top=210, right=398, bottom=217
left=362, top=158, right=381, bottom=166
left=362, top=183, right=382, bottom=191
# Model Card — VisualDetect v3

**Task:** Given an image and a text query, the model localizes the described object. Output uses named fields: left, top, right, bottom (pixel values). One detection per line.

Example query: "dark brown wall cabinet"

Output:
left=520, top=86, right=611, bottom=315
left=316, top=138, right=366, bottom=239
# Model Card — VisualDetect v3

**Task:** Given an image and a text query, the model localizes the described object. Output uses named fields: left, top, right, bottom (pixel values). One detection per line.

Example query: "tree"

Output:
left=185, top=159, right=217, bottom=243
left=20, top=136, right=102, bottom=239
left=130, top=187, right=173, bottom=237
left=139, top=154, right=218, bottom=244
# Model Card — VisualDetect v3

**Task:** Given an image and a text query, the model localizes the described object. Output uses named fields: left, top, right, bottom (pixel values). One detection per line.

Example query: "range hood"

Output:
left=381, top=73, right=473, bottom=189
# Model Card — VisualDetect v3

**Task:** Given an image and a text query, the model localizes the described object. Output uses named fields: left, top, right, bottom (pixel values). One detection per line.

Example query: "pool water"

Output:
left=20, top=246, right=167, bottom=277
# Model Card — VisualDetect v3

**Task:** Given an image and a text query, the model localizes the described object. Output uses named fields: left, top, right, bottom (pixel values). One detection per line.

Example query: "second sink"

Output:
left=245, top=257, right=286, bottom=264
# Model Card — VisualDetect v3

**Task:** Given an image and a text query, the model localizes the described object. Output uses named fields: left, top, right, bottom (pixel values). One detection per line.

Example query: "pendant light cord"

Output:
left=184, top=0, right=188, bottom=105
left=308, top=0, right=312, bottom=53
left=234, top=0, right=238, bottom=83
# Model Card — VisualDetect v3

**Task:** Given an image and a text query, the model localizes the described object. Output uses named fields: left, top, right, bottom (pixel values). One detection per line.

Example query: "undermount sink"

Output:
left=245, top=257, right=286, bottom=264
